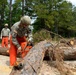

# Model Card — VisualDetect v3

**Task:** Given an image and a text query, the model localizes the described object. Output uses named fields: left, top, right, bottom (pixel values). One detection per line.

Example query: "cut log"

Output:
left=61, top=47, right=76, bottom=60
left=44, top=46, right=76, bottom=60
left=0, top=47, right=21, bottom=57
left=0, top=47, right=9, bottom=55
left=60, top=39, right=75, bottom=46
left=53, top=47, right=76, bottom=60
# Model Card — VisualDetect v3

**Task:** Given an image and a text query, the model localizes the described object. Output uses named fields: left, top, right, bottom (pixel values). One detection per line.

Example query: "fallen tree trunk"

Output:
left=10, top=40, right=47, bottom=75
left=0, top=47, right=22, bottom=57
left=0, top=46, right=76, bottom=60
left=0, top=47, right=9, bottom=55
left=61, top=47, right=76, bottom=60
left=45, top=46, right=76, bottom=60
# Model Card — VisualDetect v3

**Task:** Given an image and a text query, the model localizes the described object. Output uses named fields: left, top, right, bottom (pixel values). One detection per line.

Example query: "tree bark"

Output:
left=9, top=0, right=12, bottom=28
left=61, top=47, right=76, bottom=60
left=45, top=46, right=76, bottom=60
left=22, top=0, right=25, bottom=16
left=0, top=47, right=9, bottom=55
left=0, top=46, right=76, bottom=60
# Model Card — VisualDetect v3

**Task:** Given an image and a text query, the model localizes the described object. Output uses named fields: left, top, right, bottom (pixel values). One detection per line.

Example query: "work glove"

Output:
left=18, top=46, right=22, bottom=53
left=28, top=41, right=34, bottom=46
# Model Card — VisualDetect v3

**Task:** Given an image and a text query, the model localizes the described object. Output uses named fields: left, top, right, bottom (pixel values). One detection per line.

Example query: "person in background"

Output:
left=9, top=15, right=33, bottom=67
left=0, top=23, right=10, bottom=48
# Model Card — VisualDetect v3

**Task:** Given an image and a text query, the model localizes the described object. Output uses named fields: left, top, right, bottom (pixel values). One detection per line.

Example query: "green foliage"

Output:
left=32, top=0, right=74, bottom=37
left=15, top=0, right=22, bottom=3
left=33, top=29, right=51, bottom=43
left=68, top=25, right=76, bottom=31
left=0, top=0, right=76, bottom=38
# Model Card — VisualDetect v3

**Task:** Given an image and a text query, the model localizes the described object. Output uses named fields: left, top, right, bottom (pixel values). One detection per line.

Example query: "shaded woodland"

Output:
left=0, top=0, right=76, bottom=39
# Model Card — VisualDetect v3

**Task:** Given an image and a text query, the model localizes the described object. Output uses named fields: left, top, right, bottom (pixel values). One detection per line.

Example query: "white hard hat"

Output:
left=4, top=23, right=8, bottom=26
left=20, top=16, right=31, bottom=25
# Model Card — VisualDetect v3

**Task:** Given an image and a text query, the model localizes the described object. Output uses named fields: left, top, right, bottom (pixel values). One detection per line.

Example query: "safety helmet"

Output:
left=20, top=16, right=31, bottom=25
left=4, top=23, right=8, bottom=26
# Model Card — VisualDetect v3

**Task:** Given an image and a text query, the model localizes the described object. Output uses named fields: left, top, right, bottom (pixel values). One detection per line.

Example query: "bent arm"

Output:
left=11, top=26, right=20, bottom=48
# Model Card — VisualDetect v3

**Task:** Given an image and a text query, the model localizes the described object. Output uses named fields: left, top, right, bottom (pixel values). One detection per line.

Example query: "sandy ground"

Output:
left=0, top=55, right=76, bottom=75
left=0, top=55, right=12, bottom=75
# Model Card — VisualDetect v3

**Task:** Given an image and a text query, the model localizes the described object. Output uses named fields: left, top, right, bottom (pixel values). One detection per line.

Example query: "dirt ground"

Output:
left=0, top=55, right=11, bottom=75
left=0, top=55, right=76, bottom=75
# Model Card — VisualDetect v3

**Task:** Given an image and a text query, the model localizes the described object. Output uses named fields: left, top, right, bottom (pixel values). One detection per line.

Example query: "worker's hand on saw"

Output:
left=18, top=46, right=22, bottom=53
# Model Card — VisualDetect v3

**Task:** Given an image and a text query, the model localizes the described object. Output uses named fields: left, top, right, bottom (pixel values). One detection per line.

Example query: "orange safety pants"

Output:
left=1, top=36, right=9, bottom=48
left=9, top=36, right=32, bottom=66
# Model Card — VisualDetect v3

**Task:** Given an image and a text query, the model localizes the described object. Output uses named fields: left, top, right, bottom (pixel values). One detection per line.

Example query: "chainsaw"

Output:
left=13, top=42, right=33, bottom=70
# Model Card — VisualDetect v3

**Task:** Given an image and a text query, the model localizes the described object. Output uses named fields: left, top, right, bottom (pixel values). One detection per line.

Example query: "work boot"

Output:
left=14, top=63, right=24, bottom=70
left=14, top=61, right=24, bottom=70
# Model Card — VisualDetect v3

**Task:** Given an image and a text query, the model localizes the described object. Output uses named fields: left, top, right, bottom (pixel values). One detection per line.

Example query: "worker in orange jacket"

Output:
left=0, top=23, right=10, bottom=48
left=9, top=15, right=33, bottom=67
